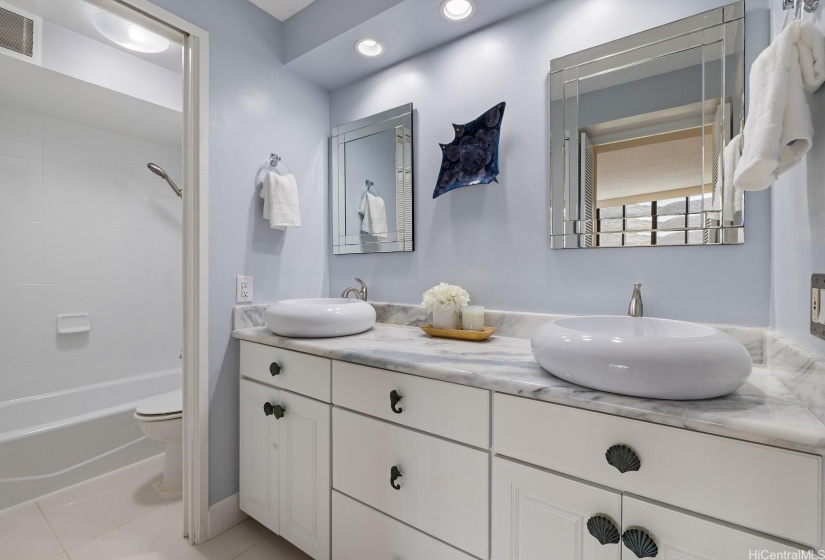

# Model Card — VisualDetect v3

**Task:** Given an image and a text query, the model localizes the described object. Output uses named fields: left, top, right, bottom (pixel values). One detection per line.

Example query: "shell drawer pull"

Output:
left=605, top=444, right=641, bottom=473
left=622, top=528, right=658, bottom=558
left=586, top=515, right=620, bottom=545
left=263, top=402, right=286, bottom=419
left=390, top=466, right=403, bottom=490
left=269, top=362, right=281, bottom=376
left=390, top=390, right=403, bottom=414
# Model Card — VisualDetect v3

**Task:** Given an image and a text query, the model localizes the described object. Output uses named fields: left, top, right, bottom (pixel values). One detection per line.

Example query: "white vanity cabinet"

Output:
left=239, top=343, right=331, bottom=560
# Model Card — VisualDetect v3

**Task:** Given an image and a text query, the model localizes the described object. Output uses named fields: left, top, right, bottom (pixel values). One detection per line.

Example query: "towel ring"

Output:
left=365, top=179, right=380, bottom=196
left=266, top=153, right=291, bottom=176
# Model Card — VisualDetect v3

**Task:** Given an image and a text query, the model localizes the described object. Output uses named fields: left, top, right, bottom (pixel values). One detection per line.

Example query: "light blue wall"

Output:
left=768, top=5, right=825, bottom=356
left=147, top=0, right=330, bottom=505
left=329, top=0, right=772, bottom=326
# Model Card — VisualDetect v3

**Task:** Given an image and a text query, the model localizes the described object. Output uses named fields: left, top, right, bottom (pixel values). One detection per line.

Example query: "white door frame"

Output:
left=85, top=0, right=211, bottom=544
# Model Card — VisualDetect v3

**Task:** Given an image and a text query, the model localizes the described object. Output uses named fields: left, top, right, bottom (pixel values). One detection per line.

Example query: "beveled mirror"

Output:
left=331, top=103, right=414, bottom=255
left=550, top=2, right=745, bottom=248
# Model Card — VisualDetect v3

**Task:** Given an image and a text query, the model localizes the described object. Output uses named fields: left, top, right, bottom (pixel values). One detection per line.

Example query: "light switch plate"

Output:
left=812, top=274, right=825, bottom=341
left=236, top=275, right=253, bottom=304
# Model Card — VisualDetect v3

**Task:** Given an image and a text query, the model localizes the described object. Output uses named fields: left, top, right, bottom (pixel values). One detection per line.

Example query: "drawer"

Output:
left=332, top=408, right=489, bottom=558
left=494, top=394, right=822, bottom=548
left=240, top=341, right=331, bottom=402
left=621, top=495, right=810, bottom=558
left=332, top=491, right=475, bottom=560
left=332, top=361, right=490, bottom=447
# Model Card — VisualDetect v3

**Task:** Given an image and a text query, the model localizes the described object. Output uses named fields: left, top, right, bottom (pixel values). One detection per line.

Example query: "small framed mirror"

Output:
left=331, top=103, right=414, bottom=255
left=550, top=2, right=745, bottom=248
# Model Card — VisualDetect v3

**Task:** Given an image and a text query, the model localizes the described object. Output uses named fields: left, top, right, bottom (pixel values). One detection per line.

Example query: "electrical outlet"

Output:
left=236, top=275, right=253, bottom=304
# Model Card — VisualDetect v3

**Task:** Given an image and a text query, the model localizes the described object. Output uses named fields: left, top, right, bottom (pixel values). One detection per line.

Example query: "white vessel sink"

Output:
left=531, top=316, right=753, bottom=400
left=265, top=298, right=376, bottom=338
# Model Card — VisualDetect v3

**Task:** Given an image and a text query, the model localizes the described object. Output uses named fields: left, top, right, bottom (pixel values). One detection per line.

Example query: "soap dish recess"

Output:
left=419, top=324, right=497, bottom=341
left=57, top=313, right=90, bottom=334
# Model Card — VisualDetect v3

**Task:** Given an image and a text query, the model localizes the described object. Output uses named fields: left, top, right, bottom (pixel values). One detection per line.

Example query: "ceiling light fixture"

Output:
left=440, top=0, right=475, bottom=21
left=92, top=12, right=170, bottom=53
left=355, top=38, right=385, bottom=57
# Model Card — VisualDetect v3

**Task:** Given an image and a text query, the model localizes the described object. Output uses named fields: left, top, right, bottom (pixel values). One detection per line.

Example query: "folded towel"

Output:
left=734, top=22, right=825, bottom=191
left=721, top=134, right=744, bottom=221
left=259, top=172, right=301, bottom=231
left=359, top=192, right=388, bottom=241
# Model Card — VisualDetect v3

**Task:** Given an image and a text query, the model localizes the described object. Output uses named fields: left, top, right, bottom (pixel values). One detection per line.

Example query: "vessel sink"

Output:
left=265, top=298, right=376, bottom=338
left=531, top=316, right=753, bottom=400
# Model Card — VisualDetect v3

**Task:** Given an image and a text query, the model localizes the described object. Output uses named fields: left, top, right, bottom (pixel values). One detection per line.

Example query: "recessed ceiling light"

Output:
left=441, top=0, right=475, bottom=21
left=355, top=38, right=385, bottom=57
left=93, top=12, right=170, bottom=53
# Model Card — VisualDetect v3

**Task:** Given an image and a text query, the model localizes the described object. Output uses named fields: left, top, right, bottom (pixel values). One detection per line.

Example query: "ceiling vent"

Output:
left=0, top=1, right=41, bottom=65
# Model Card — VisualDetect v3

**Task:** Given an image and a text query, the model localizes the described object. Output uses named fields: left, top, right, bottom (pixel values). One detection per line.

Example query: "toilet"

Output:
left=134, top=390, right=183, bottom=494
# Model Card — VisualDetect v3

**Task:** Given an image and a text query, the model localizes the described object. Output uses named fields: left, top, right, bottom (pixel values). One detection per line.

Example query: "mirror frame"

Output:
left=331, top=103, right=414, bottom=255
left=549, top=1, right=746, bottom=249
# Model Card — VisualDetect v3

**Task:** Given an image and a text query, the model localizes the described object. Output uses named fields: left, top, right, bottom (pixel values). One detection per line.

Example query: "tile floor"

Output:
left=0, top=454, right=311, bottom=560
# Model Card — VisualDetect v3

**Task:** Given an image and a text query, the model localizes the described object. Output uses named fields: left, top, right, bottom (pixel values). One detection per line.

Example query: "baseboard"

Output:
left=208, top=492, right=249, bottom=539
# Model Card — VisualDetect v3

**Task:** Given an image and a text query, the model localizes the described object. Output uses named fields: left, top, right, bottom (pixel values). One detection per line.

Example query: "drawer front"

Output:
left=621, top=496, right=810, bottom=558
left=240, top=341, right=331, bottom=402
left=333, top=408, right=489, bottom=558
left=332, top=361, right=490, bottom=447
left=332, top=491, right=475, bottom=560
left=494, top=394, right=822, bottom=548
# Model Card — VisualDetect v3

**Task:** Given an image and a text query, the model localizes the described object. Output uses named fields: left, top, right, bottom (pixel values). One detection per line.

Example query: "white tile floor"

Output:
left=0, top=454, right=311, bottom=560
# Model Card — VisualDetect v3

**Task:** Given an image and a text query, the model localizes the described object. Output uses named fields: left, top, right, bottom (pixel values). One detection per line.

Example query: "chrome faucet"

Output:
left=341, top=278, right=368, bottom=301
left=628, top=283, right=643, bottom=317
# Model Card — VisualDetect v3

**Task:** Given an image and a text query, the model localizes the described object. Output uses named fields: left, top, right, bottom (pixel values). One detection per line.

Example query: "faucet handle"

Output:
left=355, top=278, right=368, bottom=302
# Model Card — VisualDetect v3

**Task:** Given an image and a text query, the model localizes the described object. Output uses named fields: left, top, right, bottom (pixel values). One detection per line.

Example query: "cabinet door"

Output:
left=620, top=496, right=810, bottom=559
left=278, top=390, right=331, bottom=560
left=239, top=379, right=281, bottom=534
left=492, top=457, right=622, bottom=560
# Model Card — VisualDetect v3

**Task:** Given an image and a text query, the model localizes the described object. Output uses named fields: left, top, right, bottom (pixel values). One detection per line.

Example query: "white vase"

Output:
left=433, top=307, right=460, bottom=330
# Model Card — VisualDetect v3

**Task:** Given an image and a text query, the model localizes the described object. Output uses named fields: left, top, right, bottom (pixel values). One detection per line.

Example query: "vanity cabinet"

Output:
left=237, top=339, right=822, bottom=560
left=239, top=343, right=331, bottom=560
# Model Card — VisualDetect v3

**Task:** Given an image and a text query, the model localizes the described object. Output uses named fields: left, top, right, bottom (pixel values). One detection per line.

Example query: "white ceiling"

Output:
left=1, top=0, right=183, bottom=73
left=248, top=0, right=318, bottom=22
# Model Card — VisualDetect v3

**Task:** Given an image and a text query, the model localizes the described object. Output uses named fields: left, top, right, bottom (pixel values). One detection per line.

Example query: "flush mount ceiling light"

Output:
left=355, top=38, right=385, bottom=57
left=92, top=12, right=170, bottom=53
left=441, top=0, right=475, bottom=21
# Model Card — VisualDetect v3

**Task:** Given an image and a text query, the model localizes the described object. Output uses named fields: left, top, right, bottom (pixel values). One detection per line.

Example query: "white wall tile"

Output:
left=43, top=163, right=102, bottom=226
left=0, top=220, right=43, bottom=285
left=0, top=137, right=43, bottom=161
left=42, top=284, right=98, bottom=350
left=98, top=177, right=151, bottom=230
left=95, top=283, right=148, bottom=339
left=43, top=224, right=102, bottom=284
left=99, top=228, right=151, bottom=284
left=0, top=153, right=43, bottom=222
left=0, top=285, right=44, bottom=352
left=0, top=104, right=44, bottom=145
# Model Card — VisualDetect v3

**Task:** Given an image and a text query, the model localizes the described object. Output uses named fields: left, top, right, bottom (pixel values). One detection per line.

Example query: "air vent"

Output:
left=0, top=2, right=41, bottom=65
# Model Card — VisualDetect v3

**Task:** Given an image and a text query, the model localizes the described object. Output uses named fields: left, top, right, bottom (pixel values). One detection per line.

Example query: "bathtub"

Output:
left=0, top=369, right=180, bottom=511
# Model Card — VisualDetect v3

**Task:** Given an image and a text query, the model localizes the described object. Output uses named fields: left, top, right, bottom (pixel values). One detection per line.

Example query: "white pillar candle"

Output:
left=462, top=306, right=485, bottom=331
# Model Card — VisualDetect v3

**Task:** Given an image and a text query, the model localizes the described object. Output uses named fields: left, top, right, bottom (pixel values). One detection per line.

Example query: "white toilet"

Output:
left=135, top=390, right=183, bottom=494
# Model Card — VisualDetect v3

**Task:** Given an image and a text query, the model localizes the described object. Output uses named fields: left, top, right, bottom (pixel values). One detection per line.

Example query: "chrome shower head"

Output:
left=147, top=163, right=182, bottom=198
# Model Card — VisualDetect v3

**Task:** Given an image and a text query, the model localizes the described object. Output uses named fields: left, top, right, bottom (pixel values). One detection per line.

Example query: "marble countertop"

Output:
left=233, top=323, right=825, bottom=454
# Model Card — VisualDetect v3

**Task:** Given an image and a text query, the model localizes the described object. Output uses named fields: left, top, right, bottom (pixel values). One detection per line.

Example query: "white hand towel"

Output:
left=358, top=192, right=388, bottom=241
left=734, top=22, right=825, bottom=191
left=259, top=172, right=301, bottom=231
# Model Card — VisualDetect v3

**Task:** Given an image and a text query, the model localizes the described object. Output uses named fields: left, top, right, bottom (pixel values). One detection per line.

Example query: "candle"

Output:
left=462, top=306, right=485, bottom=331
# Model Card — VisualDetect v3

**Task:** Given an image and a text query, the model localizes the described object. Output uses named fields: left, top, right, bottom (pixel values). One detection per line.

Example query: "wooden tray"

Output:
left=419, top=324, right=497, bottom=341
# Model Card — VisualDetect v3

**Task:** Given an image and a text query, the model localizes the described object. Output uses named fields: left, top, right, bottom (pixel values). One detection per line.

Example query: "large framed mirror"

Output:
left=331, top=103, right=414, bottom=255
left=550, top=2, right=745, bottom=249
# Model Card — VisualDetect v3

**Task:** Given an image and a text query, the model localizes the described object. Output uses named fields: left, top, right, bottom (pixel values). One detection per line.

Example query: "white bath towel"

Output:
left=721, top=134, right=744, bottom=221
left=260, top=171, right=301, bottom=231
left=734, top=22, right=825, bottom=191
left=359, top=192, right=388, bottom=241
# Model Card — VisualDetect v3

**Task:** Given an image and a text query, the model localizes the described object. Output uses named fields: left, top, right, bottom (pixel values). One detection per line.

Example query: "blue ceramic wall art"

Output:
left=433, top=102, right=506, bottom=199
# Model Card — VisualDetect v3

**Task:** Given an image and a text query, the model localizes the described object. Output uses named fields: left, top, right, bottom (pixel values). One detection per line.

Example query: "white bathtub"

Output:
left=0, top=369, right=180, bottom=511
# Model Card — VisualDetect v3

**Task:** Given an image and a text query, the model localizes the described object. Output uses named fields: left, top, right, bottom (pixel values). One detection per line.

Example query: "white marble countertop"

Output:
left=233, top=323, right=825, bottom=454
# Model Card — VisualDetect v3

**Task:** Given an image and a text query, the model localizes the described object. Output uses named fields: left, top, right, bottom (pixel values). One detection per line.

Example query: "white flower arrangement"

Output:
left=422, top=283, right=470, bottom=313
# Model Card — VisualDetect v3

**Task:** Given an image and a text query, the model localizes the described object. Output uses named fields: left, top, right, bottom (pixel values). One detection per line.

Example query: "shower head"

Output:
left=147, top=163, right=182, bottom=198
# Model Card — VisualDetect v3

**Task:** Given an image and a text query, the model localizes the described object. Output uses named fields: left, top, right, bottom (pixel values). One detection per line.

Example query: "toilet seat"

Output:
left=135, top=390, right=182, bottom=422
